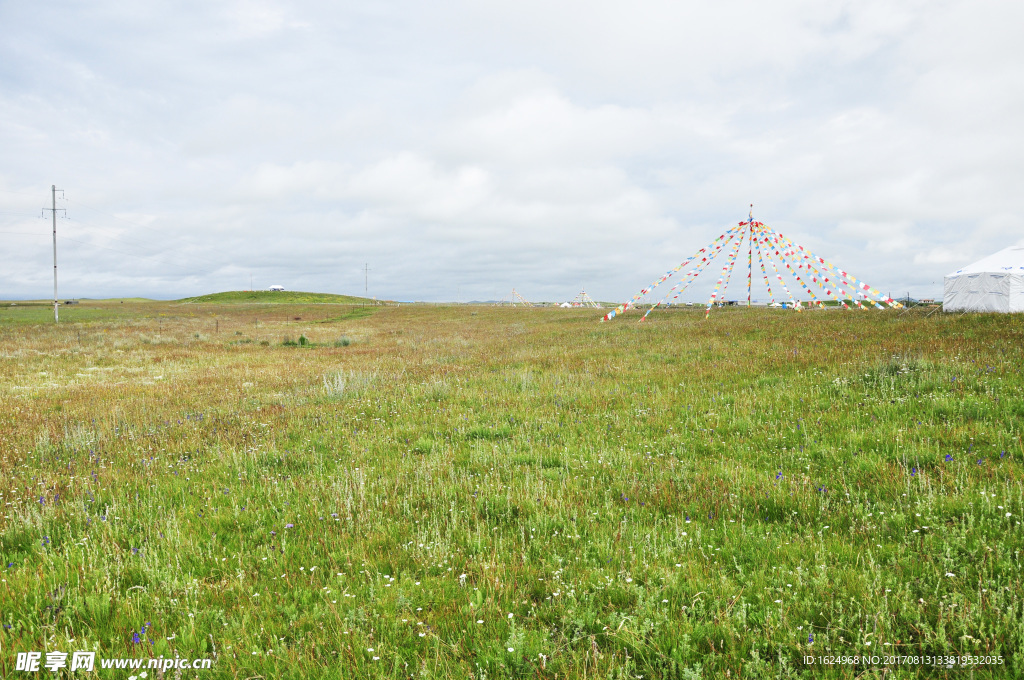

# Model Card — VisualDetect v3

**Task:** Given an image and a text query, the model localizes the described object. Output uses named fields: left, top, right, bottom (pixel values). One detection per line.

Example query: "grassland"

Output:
left=0, top=301, right=1021, bottom=679
left=179, top=290, right=375, bottom=305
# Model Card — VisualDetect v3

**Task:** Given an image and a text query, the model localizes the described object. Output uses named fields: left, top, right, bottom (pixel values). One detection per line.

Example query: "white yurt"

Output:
left=943, top=246, right=1024, bottom=313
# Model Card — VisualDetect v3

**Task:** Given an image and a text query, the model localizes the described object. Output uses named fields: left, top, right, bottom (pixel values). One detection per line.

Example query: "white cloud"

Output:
left=1, top=0, right=1022, bottom=301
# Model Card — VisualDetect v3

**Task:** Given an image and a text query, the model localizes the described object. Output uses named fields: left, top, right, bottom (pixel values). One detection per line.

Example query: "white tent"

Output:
left=943, top=246, right=1024, bottom=313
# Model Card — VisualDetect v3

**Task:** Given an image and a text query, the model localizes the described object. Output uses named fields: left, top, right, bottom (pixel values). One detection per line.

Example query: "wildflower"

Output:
left=808, top=633, right=814, bottom=644
left=944, top=454, right=953, bottom=462
left=911, top=467, right=917, bottom=476
left=285, top=524, right=294, bottom=529
left=507, top=647, right=514, bottom=652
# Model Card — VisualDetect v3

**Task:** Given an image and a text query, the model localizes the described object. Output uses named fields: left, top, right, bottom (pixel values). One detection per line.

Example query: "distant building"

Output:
left=268, top=285, right=285, bottom=292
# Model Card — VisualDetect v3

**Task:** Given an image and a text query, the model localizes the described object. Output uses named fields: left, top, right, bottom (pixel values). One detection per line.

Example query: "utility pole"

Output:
left=364, top=263, right=370, bottom=305
left=42, top=185, right=65, bottom=323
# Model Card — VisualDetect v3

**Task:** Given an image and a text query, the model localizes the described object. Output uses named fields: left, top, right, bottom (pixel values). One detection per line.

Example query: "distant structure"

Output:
left=944, top=245, right=1024, bottom=313
left=495, top=288, right=533, bottom=307
left=268, top=285, right=285, bottom=292
left=569, top=288, right=600, bottom=308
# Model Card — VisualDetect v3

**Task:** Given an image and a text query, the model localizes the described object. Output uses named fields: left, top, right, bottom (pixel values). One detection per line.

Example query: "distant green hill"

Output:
left=179, top=291, right=374, bottom=304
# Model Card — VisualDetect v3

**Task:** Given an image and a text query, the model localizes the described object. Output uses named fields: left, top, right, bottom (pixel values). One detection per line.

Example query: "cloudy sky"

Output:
left=1, top=0, right=1022, bottom=302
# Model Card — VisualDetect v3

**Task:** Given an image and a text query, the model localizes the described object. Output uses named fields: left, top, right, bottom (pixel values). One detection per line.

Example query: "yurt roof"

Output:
left=947, top=245, right=1024, bottom=277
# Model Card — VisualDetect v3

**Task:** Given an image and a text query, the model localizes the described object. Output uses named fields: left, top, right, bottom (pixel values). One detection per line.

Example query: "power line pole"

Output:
left=364, top=263, right=370, bottom=305
left=42, top=185, right=65, bottom=323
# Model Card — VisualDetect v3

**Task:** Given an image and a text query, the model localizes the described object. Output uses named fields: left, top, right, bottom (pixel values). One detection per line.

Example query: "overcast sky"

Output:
left=2, top=0, right=1022, bottom=302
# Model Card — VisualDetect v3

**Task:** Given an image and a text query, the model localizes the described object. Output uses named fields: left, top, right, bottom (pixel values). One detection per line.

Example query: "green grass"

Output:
left=0, top=303, right=1022, bottom=678
left=179, top=290, right=377, bottom=305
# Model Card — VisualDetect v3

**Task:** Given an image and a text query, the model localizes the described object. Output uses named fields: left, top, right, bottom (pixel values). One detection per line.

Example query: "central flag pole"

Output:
left=747, top=204, right=753, bottom=307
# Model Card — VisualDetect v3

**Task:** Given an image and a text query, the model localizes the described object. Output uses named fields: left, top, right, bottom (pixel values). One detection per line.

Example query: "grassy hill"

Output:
left=178, top=290, right=374, bottom=304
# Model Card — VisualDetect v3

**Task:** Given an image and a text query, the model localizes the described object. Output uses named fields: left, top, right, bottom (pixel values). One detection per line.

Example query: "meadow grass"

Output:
left=0, top=302, right=1022, bottom=678
left=178, top=290, right=375, bottom=305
